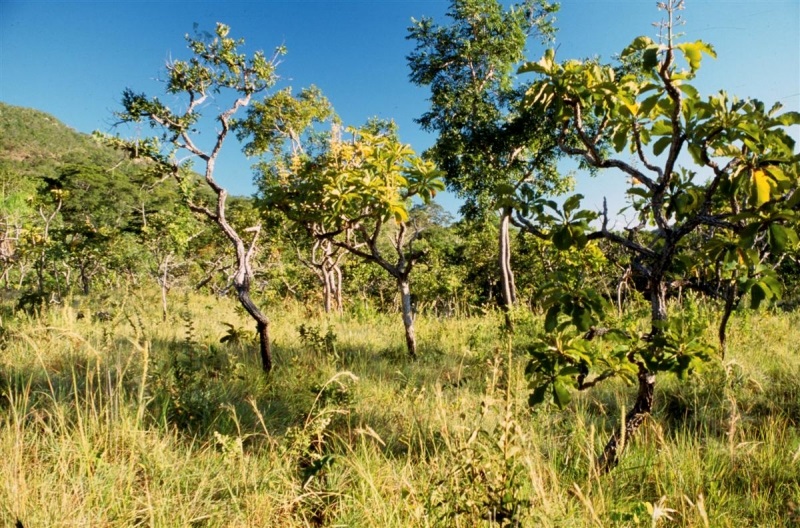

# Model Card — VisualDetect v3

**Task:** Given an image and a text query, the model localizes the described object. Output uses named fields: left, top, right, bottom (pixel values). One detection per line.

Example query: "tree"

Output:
left=520, top=0, right=799, bottom=470
left=105, top=23, right=307, bottom=373
left=242, top=84, right=339, bottom=312
left=0, top=166, right=39, bottom=289
left=262, top=208, right=346, bottom=314
left=295, top=234, right=346, bottom=315
left=396, top=202, right=462, bottom=315
left=143, top=208, right=203, bottom=321
left=43, top=163, right=145, bottom=295
left=407, top=0, right=563, bottom=325
left=259, top=121, right=444, bottom=357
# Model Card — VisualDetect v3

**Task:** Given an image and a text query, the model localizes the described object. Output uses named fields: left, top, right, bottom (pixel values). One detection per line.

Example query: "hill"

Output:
left=0, top=102, right=129, bottom=183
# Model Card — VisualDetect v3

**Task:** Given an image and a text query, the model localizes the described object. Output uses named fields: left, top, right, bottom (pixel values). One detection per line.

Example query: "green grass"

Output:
left=1, top=289, right=798, bottom=526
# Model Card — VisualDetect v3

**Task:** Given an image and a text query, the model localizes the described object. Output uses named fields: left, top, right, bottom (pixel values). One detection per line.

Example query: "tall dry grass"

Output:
left=0, top=289, right=797, bottom=526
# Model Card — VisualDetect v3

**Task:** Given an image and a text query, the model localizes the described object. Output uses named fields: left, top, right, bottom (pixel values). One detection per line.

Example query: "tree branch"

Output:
left=587, top=198, right=656, bottom=258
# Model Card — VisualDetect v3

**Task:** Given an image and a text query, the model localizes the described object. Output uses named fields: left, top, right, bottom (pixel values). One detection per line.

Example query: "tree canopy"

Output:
left=519, top=0, right=799, bottom=470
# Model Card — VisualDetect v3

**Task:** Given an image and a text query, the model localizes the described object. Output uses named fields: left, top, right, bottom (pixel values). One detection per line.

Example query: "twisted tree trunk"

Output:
left=234, top=278, right=272, bottom=373
left=598, top=365, right=656, bottom=472
left=598, top=278, right=664, bottom=471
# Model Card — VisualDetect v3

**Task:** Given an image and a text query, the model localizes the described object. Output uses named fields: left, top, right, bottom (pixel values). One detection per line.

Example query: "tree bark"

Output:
left=235, top=282, right=272, bottom=373
left=80, top=263, right=91, bottom=295
left=499, top=208, right=517, bottom=329
left=398, top=277, right=417, bottom=358
left=333, top=264, right=343, bottom=315
left=598, top=365, right=656, bottom=472
left=158, top=254, right=171, bottom=322
left=598, top=276, right=665, bottom=471
left=321, top=266, right=333, bottom=314
left=718, top=280, right=736, bottom=359
left=224, top=220, right=272, bottom=374
left=650, top=278, right=668, bottom=323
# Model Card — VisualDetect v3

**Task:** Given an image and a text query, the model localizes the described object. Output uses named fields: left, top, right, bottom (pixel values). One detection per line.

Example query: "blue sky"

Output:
left=1, top=1, right=798, bottom=217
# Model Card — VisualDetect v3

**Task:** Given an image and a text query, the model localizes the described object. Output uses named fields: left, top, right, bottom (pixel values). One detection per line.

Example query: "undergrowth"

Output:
left=0, top=288, right=798, bottom=526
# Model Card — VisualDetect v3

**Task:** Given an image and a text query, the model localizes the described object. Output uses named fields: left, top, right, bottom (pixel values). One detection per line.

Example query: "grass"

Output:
left=0, top=288, right=798, bottom=527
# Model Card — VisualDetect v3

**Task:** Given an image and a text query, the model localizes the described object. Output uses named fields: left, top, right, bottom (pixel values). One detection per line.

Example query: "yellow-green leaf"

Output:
left=751, top=169, right=772, bottom=206
left=763, top=165, right=788, bottom=184
left=677, top=41, right=716, bottom=73
left=390, top=202, right=409, bottom=223
left=651, top=119, right=673, bottom=136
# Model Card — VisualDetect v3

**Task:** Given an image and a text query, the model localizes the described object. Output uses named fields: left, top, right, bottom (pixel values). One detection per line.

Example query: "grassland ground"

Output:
left=0, top=288, right=798, bottom=526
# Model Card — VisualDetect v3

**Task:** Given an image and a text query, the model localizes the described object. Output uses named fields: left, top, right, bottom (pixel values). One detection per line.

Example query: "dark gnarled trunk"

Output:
left=235, top=283, right=272, bottom=373
left=256, top=320, right=272, bottom=373
left=598, top=365, right=656, bottom=472
left=598, top=277, right=664, bottom=472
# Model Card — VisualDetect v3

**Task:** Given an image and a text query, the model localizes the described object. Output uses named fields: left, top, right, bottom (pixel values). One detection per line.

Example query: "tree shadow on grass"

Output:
left=0, top=325, right=510, bottom=481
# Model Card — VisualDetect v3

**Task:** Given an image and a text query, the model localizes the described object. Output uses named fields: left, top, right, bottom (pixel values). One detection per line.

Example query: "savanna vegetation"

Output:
left=1, top=1, right=798, bottom=526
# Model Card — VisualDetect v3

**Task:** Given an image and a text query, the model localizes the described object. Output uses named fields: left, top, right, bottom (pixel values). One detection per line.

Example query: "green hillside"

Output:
left=0, top=102, right=125, bottom=182
left=0, top=102, right=201, bottom=301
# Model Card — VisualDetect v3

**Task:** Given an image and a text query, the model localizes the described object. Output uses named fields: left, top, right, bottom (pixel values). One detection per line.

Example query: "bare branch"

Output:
left=560, top=102, right=657, bottom=191
left=632, top=121, right=664, bottom=177
left=510, top=211, right=547, bottom=238
left=587, top=198, right=656, bottom=258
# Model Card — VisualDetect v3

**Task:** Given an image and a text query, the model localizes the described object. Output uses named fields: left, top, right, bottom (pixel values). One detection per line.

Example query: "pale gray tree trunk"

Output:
left=321, top=266, right=333, bottom=314
left=498, top=209, right=517, bottom=307
left=398, top=277, right=417, bottom=358
left=158, top=253, right=172, bottom=322
left=498, top=208, right=517, bottom=329
left=333, top=264, right=343, bottom=315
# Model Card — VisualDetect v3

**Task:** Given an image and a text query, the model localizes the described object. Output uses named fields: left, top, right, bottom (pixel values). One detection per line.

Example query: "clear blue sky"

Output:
left=1, top=1, right=798, bottom=217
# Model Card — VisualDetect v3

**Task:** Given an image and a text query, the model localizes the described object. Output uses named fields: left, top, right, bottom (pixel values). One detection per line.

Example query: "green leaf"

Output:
left=627, top=187, right=651, bottom=199
left=552, top=380, right=572, bottom=409
left=563, top=194, right=583, bottom=215
left=777, top=111, right=800, bottom=126
left=736, top=121, right=762, bottom=139
left=519, top=48, right=556, bottom=75
left=760, top=274, right=783, bottom=297
left=495, top=182, right=515, bottom=197
left=544, top=305, right=560, bottom=333
left=559, top=365, right=582, bottom=377
left=713, top=144, right=741, bottom=157
left=612, top=126, right=628, bottom=153
left=642, top=48, right=659, bottom=70
left=639, top=93, right=662, bottom=117
left=687, top=144, right=704, bottom=165
left=763, top=165, right=788, bottom=184
left=620, top=36, right=658, bottom=69
left=552, top=226, right=573, bottom=250
left=768, top=224, right=792, bottom=253
left=678, top=83, right=699, bottom=100
left=621, top=36, right=655, bottom=57
left=651, top=119, right=673, bottom=136
left=528, top=384, right=549, bottom=408
left=750, top=282, right=768, bottom=309
left=573, top=210, right=598, bottom=221
left=571, top=306, right=592, bottom=332
left=652, top=136, right=672, bottom=157
left=390, top=202, right=409, bottom=223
